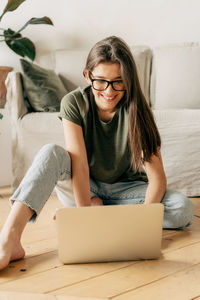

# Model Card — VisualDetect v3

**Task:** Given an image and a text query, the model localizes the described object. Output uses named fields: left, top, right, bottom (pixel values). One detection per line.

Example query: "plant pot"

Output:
left=0, top=66, right=13, bottom=108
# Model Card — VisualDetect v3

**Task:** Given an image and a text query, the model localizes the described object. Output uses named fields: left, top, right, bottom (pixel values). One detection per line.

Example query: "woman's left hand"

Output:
left=143, top=149, right=167, bottom=204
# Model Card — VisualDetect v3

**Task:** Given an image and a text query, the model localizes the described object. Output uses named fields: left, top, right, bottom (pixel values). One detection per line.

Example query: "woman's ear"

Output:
left=84, top=70, right=91, bottom=85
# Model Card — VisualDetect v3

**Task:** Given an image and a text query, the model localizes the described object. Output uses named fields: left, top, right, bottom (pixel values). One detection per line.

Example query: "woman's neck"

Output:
left=97, top=108, right=116, bottom=122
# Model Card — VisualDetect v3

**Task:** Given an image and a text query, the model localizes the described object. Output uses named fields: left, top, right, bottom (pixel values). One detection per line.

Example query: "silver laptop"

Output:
left=56, top=203, right=164, bottom=264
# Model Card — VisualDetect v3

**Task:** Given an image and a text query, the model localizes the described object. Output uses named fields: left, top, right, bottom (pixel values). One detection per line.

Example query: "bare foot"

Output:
left=0, top=233, right=25, bottom=270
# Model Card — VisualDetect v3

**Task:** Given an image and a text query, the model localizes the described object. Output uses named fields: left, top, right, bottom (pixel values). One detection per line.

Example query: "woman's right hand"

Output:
left=53, top=197, right=103, bottom=220
left=91, top=197, right=103, bottom=206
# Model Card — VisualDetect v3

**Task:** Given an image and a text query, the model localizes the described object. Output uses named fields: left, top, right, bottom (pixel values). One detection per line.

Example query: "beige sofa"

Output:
left=6, top=43, right=200, bottom=197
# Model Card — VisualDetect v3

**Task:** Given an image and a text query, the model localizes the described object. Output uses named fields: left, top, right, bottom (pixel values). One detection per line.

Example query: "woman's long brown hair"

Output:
left=84, top=36, right=161, bottom=171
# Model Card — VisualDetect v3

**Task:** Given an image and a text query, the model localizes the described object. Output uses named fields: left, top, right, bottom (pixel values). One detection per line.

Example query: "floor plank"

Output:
left=0, top=291, right=56, bottom=300
left=0, top=250, right=60, bottom=284
left=112, top=263, right=200, bottom=300
left=161, top=216, right=200, bottom=253
left=0, top=291, right=105, bottom=300
left=56, top=297, right=108, bottom=300
left=0, top=261, right=134, bottom=294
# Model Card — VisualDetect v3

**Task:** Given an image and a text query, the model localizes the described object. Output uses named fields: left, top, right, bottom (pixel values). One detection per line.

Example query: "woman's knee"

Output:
left=39, top=143, right=66, bottom=157
left=38, top=144, right=70, bottom=163
left=34, top=144, right=71, bottom=178
left=178, top=195, right=194, bottom=226
left=162, top=190, right=194, bottom=228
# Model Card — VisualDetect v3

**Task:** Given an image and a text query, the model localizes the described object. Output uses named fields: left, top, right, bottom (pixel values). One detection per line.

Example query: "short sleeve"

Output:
left=58, top=93, right=82, bottom=126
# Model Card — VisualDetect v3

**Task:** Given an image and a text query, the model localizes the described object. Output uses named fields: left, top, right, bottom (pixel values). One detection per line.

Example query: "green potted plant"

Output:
left=0, top=0, right=53, bottom=60
left=0, top=0, right=53, bottom=108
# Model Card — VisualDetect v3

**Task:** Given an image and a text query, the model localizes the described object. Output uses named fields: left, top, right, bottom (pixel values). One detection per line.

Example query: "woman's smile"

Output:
left=100, top=93, right=117, bottom=102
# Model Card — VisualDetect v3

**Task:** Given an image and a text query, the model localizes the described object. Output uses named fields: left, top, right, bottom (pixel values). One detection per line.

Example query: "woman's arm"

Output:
left=62, top=118, right=91, bottom=207
left=143, top=149, right=167, bottom=204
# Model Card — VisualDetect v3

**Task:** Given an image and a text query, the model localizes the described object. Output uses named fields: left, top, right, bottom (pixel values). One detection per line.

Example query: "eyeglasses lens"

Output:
left=93, top=80, right=124, bottom=91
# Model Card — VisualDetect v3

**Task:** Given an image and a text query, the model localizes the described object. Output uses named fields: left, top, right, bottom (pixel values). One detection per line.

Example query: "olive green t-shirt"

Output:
left=59, top=86, right=148, bottom=184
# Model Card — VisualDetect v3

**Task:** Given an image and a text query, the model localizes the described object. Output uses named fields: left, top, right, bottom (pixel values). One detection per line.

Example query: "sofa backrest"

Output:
left=54, top=46, right=152, bottom=104
left=150, top=43, right=200, bottom=109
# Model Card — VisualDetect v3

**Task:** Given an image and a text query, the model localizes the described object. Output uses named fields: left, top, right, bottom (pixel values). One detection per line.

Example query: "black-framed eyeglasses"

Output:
left=89, top=71, right=125, bottom=91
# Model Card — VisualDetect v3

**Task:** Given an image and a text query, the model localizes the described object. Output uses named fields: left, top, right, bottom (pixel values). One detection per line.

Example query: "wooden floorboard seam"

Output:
left=0, top=260, right=138, bottom=290
left=163, top=239, right=200, bottom=253
left=0, top=251, right=61, bottom=286
left=191, top=296, right=200, bottom=300
left=109, top=261, right=200, bottom=299
left=25, top=249, right=58, bottom=259
left=47, top=258, right=200, bottom=299
left=44, top=262, right=140, bottom=294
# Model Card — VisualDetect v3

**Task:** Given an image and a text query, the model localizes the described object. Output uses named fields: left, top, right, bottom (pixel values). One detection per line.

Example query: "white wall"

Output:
left=0, top=0, right=200, bottom=71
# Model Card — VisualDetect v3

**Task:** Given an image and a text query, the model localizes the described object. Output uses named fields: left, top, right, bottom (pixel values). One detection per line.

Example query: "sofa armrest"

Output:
left=5, top=71, right=28, bottom=123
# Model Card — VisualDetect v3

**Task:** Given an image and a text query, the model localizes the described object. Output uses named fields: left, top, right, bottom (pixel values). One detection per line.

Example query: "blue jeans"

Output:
left=10, top=144, right=194, bottom=228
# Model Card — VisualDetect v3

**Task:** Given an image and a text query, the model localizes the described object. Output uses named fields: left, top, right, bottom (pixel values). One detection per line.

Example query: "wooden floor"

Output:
left=0, top=186, right=200, bottom=300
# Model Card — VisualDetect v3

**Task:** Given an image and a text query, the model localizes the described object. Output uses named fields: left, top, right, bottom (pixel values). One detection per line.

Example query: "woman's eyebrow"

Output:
left=93, top=74, right=122, bottom=80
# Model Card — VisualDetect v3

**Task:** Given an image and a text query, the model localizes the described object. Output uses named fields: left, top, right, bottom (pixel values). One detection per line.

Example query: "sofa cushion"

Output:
left=131, top=46, right=152, bottom=104
left=151, top=43, right=200, bottom=109
left=20, top=59, right=68, bottom=112
left=55, top=49, right=89, bottom=92
left=55, top=46, right=152, bottom=104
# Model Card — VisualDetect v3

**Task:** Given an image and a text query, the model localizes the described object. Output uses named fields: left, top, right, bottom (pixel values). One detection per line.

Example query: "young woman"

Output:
left=0, top=36, right=193, bottom=270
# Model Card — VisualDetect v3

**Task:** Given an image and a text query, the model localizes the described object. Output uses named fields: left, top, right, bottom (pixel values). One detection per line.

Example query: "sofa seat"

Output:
left=12, top=112, right=65, bottom=189
left=19, top=112, right=63, bottom=134
left=153, top=109, right=200, bottom=196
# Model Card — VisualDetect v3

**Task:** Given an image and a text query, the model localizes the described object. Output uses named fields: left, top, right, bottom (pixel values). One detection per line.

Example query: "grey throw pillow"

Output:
left=20, top=59, right=68, bottom=112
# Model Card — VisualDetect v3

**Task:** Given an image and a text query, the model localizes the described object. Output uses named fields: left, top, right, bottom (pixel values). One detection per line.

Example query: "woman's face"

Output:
left=85, top=62, right=125, bottom=113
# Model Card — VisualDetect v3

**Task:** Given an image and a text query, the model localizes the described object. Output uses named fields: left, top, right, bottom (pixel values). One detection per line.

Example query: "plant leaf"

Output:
left=4, top=28, right=21, bottom=39
left=29, top=17, right=53, bottom=25
left=4, top=29, right=35, bottom=60
left=3, top=0, right=26, bottom=12
left=18, top=16, right=53, bottom=33
left=0, top=0, right=26, bottom=21
left=0, top=113, right=3, bottom=120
